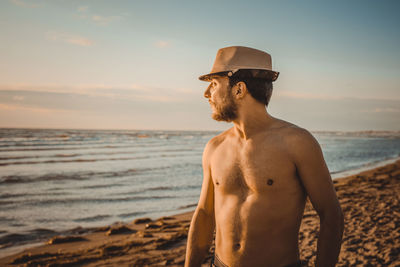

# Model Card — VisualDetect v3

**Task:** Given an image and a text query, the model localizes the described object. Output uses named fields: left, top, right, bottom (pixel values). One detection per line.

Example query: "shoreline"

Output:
left=1, top=156, right=398, bottom=258
left=330, top=155, right=400, bottom=179
left=1, top=159, right=400, bottom=266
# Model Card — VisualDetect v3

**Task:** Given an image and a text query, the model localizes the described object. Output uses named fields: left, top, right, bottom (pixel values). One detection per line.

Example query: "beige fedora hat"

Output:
left=199, top=46, right=279, bottom=82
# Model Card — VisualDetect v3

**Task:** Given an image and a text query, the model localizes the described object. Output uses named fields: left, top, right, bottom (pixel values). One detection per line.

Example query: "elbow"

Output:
left=188, top=207, right=215, bottom=252
left=192, top=205, right=215, bottom=228
left=195, top=207, right=215, bottom=225
left=195, top=203, right=214, bottom=218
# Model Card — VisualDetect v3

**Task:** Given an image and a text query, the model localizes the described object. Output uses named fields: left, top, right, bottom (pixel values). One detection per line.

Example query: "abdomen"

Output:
left=214, top=191, right=306, bottom=267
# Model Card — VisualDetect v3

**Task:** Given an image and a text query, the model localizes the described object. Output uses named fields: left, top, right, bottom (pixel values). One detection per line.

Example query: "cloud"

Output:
left=12, top=95, right=24, bottom=101
left=276, top=90, right=341, bottom=100
left=276, top=90, right=400, bottom=101
left=77, top=6, right=88, bottom=12
left=155, top=41, right=170, bottom=48
left=11, top=0, right=40, bottom=8
left=363, top=108, right=400, bottom=113
left=0, top=103, right=67, bottom=113
left=1, top=85, right=398, bottom=131
left=46, top=31, right=94, bottom=47
left=0, top=83, right=197, bottom=103
left=91, top=15, right=121, bottom=25
left=74, top=6, right=122, bottom=26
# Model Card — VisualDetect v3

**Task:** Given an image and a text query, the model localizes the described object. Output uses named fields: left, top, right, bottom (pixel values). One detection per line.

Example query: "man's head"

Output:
left=203, top=70, right=274, bottom=121
left=199, top=46, right=279, bottom=122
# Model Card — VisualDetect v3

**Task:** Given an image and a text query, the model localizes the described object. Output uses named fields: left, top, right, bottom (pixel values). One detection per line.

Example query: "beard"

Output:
left=210, top=91, right=238, bottom=122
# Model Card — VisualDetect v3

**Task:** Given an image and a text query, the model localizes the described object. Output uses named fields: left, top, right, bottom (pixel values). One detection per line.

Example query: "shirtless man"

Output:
left=184, top=46, right=344, bottom=267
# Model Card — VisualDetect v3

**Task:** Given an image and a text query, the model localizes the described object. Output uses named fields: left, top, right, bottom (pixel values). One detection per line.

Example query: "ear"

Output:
left=234, top=81, right=247, bottom=99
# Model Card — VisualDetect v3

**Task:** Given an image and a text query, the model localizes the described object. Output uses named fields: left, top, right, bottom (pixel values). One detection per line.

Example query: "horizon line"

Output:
left=0, top=126, right=399, bottom=133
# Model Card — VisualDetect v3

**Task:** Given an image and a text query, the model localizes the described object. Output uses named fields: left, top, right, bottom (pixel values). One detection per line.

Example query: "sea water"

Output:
left=0, top=128, right=399, bottom=255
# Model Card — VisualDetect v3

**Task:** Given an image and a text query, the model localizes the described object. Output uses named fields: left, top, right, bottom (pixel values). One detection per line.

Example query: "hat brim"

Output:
left=199, top=69, right=279, bottom=82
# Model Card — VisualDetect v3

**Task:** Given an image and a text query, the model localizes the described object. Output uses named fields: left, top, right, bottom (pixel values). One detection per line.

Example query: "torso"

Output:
left=210, top=120, right=307, bottom=267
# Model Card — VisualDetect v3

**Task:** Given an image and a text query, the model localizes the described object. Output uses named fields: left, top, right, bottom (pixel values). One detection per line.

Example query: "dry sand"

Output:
left=1, top=160, right=399, bottom=266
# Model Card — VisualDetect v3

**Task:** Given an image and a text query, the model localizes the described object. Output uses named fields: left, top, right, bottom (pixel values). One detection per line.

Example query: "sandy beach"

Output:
left=1, top=159, right=399, bottom=266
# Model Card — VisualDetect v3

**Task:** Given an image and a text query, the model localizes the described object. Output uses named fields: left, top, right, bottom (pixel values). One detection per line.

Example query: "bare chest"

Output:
left=210, top=140, right=297, bottom=195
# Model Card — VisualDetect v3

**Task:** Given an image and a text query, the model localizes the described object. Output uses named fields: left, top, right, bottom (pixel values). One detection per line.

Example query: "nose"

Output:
left=204, top=84, right=211, bottom=98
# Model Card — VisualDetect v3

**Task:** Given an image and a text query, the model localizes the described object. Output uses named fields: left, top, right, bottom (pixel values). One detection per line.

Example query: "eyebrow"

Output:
left=211, top=76, right=224, bottom=81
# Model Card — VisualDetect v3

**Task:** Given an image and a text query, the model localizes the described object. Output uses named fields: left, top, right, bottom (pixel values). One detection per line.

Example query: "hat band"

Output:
left=211, top=65, right=273, bottom=73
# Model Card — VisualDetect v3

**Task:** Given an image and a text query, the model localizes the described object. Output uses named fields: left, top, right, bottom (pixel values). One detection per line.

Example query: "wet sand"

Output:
left=1, top=160, right=399, bottom=266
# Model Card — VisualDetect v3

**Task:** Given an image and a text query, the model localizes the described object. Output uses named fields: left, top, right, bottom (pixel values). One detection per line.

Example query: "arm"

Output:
left=185, top=140, right=216, bottom=267
left=289, top=129, right=344, bottom=267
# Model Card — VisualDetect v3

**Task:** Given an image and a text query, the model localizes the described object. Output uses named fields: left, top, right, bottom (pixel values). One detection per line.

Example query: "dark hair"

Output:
left=228, top=69, right=273, bottom=107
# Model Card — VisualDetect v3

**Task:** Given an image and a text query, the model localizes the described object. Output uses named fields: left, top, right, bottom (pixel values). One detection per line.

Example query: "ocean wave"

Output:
left=0, top=200, right=17, bottom=205
left=0, top=170, right=129, bottom=184
left=107, top=184, right=201, bottom=196
left=1, top=195, right=180, bottom=209
left=0, top=144, right=137, bottom=152
left=0, top=156, right=41, bottom=161
left=80, top=183, right=125, bottom=189
left=0, top=217, right=15, bottom=223
left=0, top=137, right=187, bottom=151
left=178, top=203, right=197, bottom=209
left=0, top=163, right=201, bottom=184
left=117, top=211, right=146, bottom=219
left=0, top=141, right=107, bottom=148
left=0, top=192, right=68, bottom=199
left=54, top=153, right=81, bottom=157
left=0, top=147, right=197, bottom=162
left=145, top=185, right=200, bottom=192
left=0, top=193, right=28, bottom=199
left=0, top=173, right=94, bottom=184
left=0, top=151, right=198, bottom=166
left=0, top=156, right=148, bottom=166
left=0, top=158, right=94, bottom=166
left=0, top=228, right=58, bottom=247
left=73, top=214, right=112, bottom=223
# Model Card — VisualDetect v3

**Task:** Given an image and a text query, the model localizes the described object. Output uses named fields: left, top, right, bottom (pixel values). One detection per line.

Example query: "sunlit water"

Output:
left=0, top=128, right=399, bottom=255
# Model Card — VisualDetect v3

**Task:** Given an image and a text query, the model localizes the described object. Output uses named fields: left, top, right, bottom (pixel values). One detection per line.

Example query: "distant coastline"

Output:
left=0, top=127, right=399, bottom=135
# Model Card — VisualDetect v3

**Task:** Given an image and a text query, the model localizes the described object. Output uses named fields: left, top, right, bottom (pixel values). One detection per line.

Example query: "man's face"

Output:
left=203, top=76, right=238, bottom=122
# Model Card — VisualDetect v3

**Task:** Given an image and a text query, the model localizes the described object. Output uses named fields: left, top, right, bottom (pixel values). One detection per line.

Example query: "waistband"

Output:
left=210, top=254, right=304, bottom=267
left=211, top=254, right=229, bottom=267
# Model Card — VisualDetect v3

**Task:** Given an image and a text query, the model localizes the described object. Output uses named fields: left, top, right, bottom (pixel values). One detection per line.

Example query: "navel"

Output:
left=267, top=179, right=274, bottom=186
left=234, top=243, right=241, bottom=250
left=216, top=181, right=220, bottom=186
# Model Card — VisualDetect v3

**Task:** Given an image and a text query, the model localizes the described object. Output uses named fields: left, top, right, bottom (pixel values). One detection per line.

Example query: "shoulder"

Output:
left=283, top=126, right=318, bottom=148
left=204, top=128, right=231, bottom=154
left=277, top=124, right=322, bottom=164
left=202, top=128, right=232, bottom=162
left=268, top=119, right=320, bottom=157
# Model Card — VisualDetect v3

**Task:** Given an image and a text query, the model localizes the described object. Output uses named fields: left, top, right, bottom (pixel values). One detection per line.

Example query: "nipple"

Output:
left=267, top=179, right=274, bottom=186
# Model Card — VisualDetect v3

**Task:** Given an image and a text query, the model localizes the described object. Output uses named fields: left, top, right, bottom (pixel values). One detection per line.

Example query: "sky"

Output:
left=0, top=0, right=399, bottom=131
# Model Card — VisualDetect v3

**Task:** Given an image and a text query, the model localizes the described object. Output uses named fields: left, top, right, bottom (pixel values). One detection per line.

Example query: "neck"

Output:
left=232, top=103, right=273, bottom=140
